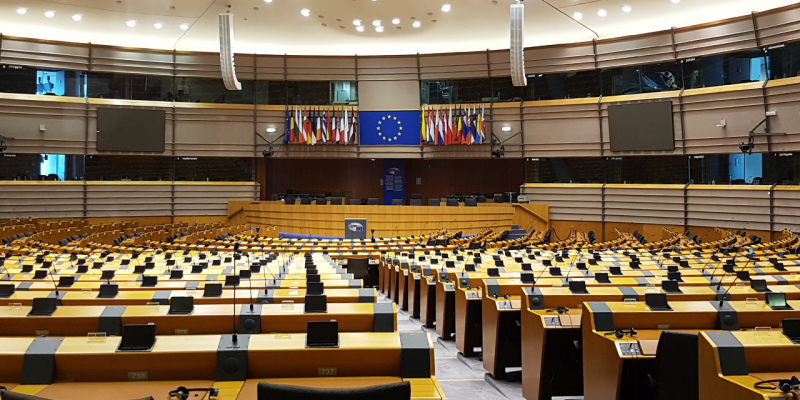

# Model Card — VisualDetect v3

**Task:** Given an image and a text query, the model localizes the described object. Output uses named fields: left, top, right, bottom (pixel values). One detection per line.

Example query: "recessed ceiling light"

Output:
left=126, top=20, right=137, bottom=27
left=597, top=8, right=607, bottom=17
left=670, top=0, right=680, bottom=3
left=300, top=8, right=310, bottom=17
left=179, top=23, right=189, bottom=30
left=372, top=19, right=381, bottom=26
left=72, top=14, right=83, bottom=21
left=44, top=11, right=56, bottom=18
left=413, top=21, right=421, bottom=28
left=264, top=0, right=273, bottom=2
left=154, top=22, right=163, bottom=29
left=442, top=4, right=451, bottom=12
left=16, top=8, right=28, bottom=15
left=572, top=12, right=583, bottom=20
left=392, top=18, right=401, bottom=25
left=375, top=26, right=384, bottom=32
left=622, top=5, right=632, bottom=13
left=356, top=25, right=365, bottom=32
left=353, top=19, right=361, bottom=26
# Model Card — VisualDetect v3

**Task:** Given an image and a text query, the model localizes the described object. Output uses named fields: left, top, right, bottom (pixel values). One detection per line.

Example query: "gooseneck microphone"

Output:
left=718, top=256, right=754, bottom=307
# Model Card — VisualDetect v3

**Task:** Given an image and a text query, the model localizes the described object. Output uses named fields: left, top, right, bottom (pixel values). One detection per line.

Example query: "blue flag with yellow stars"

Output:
left=359, top=111, right=421, bottom=145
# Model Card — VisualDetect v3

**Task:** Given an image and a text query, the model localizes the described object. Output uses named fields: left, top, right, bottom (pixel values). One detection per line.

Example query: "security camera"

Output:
left=739, top=137, right=754, bottom=154
left=262, top=145, right=274, bottom=158
left=491, top=145, right=505, bottom=159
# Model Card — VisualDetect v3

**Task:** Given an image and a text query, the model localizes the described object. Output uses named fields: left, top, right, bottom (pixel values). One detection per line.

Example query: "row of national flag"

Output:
left=420, top=105, right=486, bottom=146
left=284, top=106, right=357, bottom=145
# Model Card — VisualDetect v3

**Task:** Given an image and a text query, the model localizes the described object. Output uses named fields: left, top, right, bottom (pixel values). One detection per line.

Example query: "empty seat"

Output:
left=316, top=198, right=328, bottom=205
left=284, top=196, right=296, bottom=205
left=349, top=199, right=361, bottom=205
left=391, top=199, right=403, bottom=206
left=300, top=197, right=312, bottom=205
left=257, top=381, right=411, bottom=400
left=654, top=331, right=699, bottom=400
left=367, top=198, right=379, bottom=205
left=346, top=257, right=370, bottom=280
left=446, top=198, right=459, bottom=207
left=410, top=199, right=423, bottom=206
left=464, top=198, right=478, bottom=207
left=330, top=197, right=343, bottom=205
left=428, top=198, right=440, bottom=206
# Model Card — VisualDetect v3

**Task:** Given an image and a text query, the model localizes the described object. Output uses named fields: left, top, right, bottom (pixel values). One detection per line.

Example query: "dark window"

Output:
left=681, top=49, right=768, bottom=89
left=287, top=81, right=331, bottom=105
left=84, top=155, right=172, bottom=181
left=257, top=81, right=288, bottom=105
left=0, top=154, right=83, bottom=181
left=767, top=41, right=800, bottom=80
left=526, top=70, right=601, bottom=100
left=174, top=157, right=254, bottom=182
left=174, top=77, right=254, bottom=104
left=490, top=77, right=524, bottom=102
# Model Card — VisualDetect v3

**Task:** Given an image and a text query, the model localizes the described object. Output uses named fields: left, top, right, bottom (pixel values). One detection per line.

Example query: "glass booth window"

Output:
left=600, top=61, right=681, bottom=96
left=526, top=70, right=601, bottom=100
left=174, top=157, right=254, bottom=182
left=332, top=81, right=358, bottom=105
left=84, top=155, right=172, bottom=181
left=681, top=49, right=768, bottom=89
left=174, top=77, right=254, bottom=104
left=88, top=73, right=174, bottom=101
left=0, top=65, right=85, bottom=97
left=0, top=154, right=83, bottom=181
left=767, top=41, right=800, bottom=80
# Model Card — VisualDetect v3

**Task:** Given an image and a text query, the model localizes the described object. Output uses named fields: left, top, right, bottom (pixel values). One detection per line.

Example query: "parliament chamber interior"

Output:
left=3, top=0, right=800, bottom=399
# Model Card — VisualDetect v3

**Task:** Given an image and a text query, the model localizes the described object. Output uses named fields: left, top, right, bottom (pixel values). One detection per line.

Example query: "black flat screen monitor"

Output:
left=97, top=108, right=166, bottom=152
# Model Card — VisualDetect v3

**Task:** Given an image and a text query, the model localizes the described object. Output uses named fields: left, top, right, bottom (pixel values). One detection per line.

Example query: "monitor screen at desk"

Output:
left=645, top=293, right=671, bottom=311
left=766, top=292, right=792, bottom=310
left=306, top=320, right=339, bottom=348
left=117, top=324, right=157, bottom=352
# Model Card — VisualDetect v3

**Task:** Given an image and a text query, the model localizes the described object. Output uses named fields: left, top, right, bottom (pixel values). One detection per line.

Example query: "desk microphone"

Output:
left=718, top=257, right=754, bottom=307
left=231, top=273, right=239, bottom=344
left=48, top=258, right=59, bottom=298
left=547, top=307, right=569, bottom=314
left=533, top=257, right=552, bottom=285
left=563, top=252, right=582, bottom=284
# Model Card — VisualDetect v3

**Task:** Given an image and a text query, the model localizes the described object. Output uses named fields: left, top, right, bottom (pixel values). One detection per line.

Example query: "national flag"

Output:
left=349, top=110, right=357, bottom=144
left=471, top=106, right=478, bottom=145
left=303, top=109, right=312, bottom=144
left=322, top=109, right=328, bottom=144
left=420, top=107, right=426, bottom=145
left=427, top=108, right=434, bottom=145
left=437, top=109, right=445, bottom=145
left=315, top=108, right=323, bottom=144
left=447, top=106, right=454, bottom=145
left=288, top=107, right=296, bottom=144
left=284, top=106, right=291, bottom=144
left=456, top=107, right=463, bottom=145
left=480, top=105, right=486, bottom=144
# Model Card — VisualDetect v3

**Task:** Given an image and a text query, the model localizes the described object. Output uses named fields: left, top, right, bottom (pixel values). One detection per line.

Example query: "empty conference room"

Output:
left=2, top=0, right=800, bottom=399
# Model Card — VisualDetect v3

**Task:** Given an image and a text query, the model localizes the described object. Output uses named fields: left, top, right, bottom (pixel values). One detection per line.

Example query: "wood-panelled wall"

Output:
left=258, top=158, right=524, bottom=201
left=0, top=181, right=259, bottom=220
left=521, top=183, right=800, bottom=242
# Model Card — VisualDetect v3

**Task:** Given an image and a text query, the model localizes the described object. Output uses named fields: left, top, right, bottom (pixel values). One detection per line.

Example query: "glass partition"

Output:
left=88, top=73, right=173, bottom=101
left=681, top=49, right=768, bottom=89
left=767, top=41, right=800, bottom=80
left=526, top=70, right=601, bottom=100
left=0, top=65, right=85, bottom=97
left=174, top=157, right=254, bottom=182
left=0, top=154, right=84, bottom=181
left=84, top=155, right=172, bottom=181
left=174, top=77, right=255, bottom=104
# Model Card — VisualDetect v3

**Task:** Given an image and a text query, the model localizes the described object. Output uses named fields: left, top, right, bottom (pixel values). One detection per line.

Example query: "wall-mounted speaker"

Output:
left=510, top=3, right=527, bottom=87
left=219, top=13, right=242, bottom=91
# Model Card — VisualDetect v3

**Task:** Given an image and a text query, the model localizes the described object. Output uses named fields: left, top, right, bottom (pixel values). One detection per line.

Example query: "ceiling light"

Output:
left=442, top=4, right=451, bottom=12
left=376, top=26, right=384, bottom=32
left=572, top=12, right=583, bottom=20
left=44, top=11, right=56, bottom=18
left=356, top=25, right=365, bottom=32
left=372, top=19, right=381, bottom=26
left=264, top=0, right=273, bottom=2
left=353, top=19, right=361, bottom=26
left=670, top=0, right=680, bottom=3
left=392, top=18, right=401, bottom=25
left=266, top=127, right=277, bottom=133
left=126, top=20, right=137, bottom=27
left=501, top=126, right=512, bottom=132
left=597, top=8, right=607, bottom=17
left=179, top=23, right=189, bottom=30
left=154, top=22, right=164, bottom=29
left=622, top=5, right=632, bottom=13
left=16, top=8, right=28, bottom=15
left=72, top=14, right=83, bottom=21
left=413, top=21, right=421, bottom=28
left=300, top=8, right=311, bottom=17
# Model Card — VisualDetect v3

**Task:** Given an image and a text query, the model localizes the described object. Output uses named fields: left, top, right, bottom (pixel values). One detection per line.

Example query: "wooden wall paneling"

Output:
left=404, top=159, right=525, bottom=201
left=524, top=42, right=596, bottom=74
left=89, top=46, right=173, bottom=76
left=174, top=52, right=222, bottom=79
left=0, top=94, right=87, bottom=154
left=754, top=4, right=800, bottom=46
left=490, top=104, right=523, bottom=158
left=358, top=145, right=421, bottom=159
left=173, top=183, right=259, bottom=217
left=680, top=83, right=767, bottom=154
left=264, top=158, right=384, bottom=200
left=603, top=185, right=685, bottom=226
left=488, top=50, right=511, bottom=77
left=523, top=99, right=602, bottom=157
left=418, top=52, right=489, bottom=80
left=85, top=182, right=172, bottom=217
left=513, top=203, right=550, bottom=232
left=421, top=145, right=492, bottom=159
left=519, top=184, right=604, bottom=222
left=285, top=56, right=356, bottom=81
left=595, top=31, right=675, bottom=69
left=232, top=53, right=255, bottom=81
left=0, top=37, right=89, bottom=71
left=172, top=104, right=254, bottom=157
left=0, top=182, right=85, bottom=219
left=86, top=99, right=174, bottom=156
left=255, top=54, right=285, bottom=81
left=356, top=55, right=419, bottom=81
left=599, top=92, right=682, bottom=155
left=686, top=186, right=771, bottom=230
left=772, top=186, right=800, bottom=231
left=765, top=78, right=800, bottom=152
left=674, top=17, right=758, bottom=59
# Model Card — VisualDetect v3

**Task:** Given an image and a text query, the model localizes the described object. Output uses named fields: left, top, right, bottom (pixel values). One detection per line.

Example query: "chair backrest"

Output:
left=300, top=197, right=312, bottom=205
left=428, top=199, right=440, bottom=206
left=446, top=198, right=459, bottom=207
left=410, top=193, right=422, bottom=200
left=316, top=198, right=328, bottom=205
left=464, top=198, right=477, bottom=207
left=410, top=199, right=423, bottom=206
left=284, top=196, right=296, bottom=205
left=349, top=199, right=361, bottom=205
left=391, top=199, right=403, bottom=206
left=257, top=381, right=411, bottom=400
left=367, top=198, right=379, bottom=205
left=347, top=257, right=370, bottom=280
left=330, top=197, right=343, bottom=205
left=656, top=331, right=699, bottom=400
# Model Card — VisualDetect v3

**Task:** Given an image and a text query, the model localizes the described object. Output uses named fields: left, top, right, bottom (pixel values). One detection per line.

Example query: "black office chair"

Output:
left=0, top=389, right=152, bottom=400
left=410, top=199, right=423, bottom=206
left=284, top=196, right=296, bottom=205
left=367, top=198, right=379, bottom=205
left=650, top=331, right=699, bottom=400
left=493, top=193, right=504, bottom=203
left=391, top=199, right=403, bottom=206
left=330, top=197, right=343, bottom=205
left=464, top=198, right=477, bottom=207
left=347, top=257, right=371, bottom=282
left=446, top=198, right=459, bottom=207
left=316, top=198, right=328, bottom=205
left=428, top=198, right=440, bottom=206
left=349, top=199, right=361, bottom=205
left=257, top=381, right=410, bottom=400
left=300, top=197, right=312, bottom=205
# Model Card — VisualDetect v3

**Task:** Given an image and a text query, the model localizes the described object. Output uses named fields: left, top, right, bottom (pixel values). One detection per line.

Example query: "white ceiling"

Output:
left=0, top=0, right=796, bottom=56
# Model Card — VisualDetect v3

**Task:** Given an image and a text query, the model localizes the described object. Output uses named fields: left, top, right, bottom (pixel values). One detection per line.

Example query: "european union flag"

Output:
left=359, top=111, right=421, bottom=145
